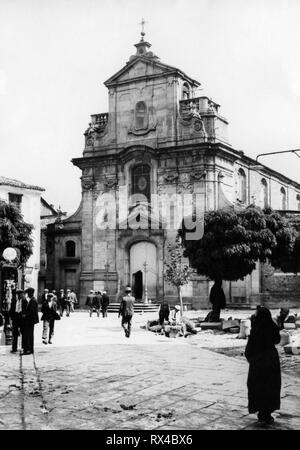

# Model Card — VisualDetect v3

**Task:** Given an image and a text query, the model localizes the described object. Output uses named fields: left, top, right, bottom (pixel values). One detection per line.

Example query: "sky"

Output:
left=1, top=0, right=300, bottom=214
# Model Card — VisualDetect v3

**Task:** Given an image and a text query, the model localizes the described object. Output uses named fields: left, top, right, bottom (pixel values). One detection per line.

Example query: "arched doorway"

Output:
left=130, top=241, right=157, bottom=301
left=132, top=270, right=143, bottom=299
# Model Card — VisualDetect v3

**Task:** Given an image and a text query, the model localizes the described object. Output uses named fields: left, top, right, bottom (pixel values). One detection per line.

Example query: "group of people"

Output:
left=9, top=287, right=39, bottom=355
left=42, top=288, right=78, bottom=317
left=85, top=290, right=110, bottom=318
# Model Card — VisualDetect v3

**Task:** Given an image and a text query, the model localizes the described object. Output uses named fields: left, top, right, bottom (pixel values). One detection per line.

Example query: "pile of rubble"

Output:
left=142, top=316, right=250, bottom=339
left=142, top=312, right=300, bottom=355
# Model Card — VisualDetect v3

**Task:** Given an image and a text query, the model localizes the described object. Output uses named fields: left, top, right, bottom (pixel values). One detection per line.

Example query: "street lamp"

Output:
left=1, top=247, right=17, bottom=346
left=256, top=148, right=300, bottom=163
left=143, top=261, right=148, bottom=304
left=104, top=262, right=110, bottom=291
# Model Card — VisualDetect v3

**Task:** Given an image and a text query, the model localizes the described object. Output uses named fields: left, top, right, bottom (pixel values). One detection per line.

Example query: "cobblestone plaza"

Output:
left=1, top=312, right=299, bottom=430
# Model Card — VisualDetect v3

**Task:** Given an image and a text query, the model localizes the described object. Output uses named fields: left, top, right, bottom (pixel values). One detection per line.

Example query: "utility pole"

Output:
left=104, top=262, right=110, bottom=291
left=143, top=261, right=148, bottom=304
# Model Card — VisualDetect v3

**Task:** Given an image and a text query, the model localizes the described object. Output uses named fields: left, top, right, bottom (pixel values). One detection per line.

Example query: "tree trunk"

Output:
left=177, top=285, right=184, bottom=319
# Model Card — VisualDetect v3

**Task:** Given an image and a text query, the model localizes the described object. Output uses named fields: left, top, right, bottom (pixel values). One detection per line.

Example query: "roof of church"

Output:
left=104, top=34, right=201, bottom=88
left=0, top=176, right=44, bottom=192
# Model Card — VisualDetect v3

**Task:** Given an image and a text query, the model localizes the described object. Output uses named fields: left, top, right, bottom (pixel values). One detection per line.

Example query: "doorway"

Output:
left=129, top=241, right=157, bottom=301
left=132, top=270, right=143, bottom=300
left=64, top=269, right=76, bottom=291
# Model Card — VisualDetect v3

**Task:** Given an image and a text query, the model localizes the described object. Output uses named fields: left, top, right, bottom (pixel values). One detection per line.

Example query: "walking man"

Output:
left=9, top=289, right=27, bottom=353
left=41, top=292, right=58, bottom=344
left=69, top=289, right=78, bottom=312
left=101, top=290, right=109, bottom=318
left=22, top=287, right=39, bottom=355
left=65, top=289, right=72, bottom=316
left=58, top=289, right=67, bottom=317
left=41, top=288, right=49, bottom=303
left=118, top=287, right=135, bottom=338
left=86, top=290, right=97, bottom=317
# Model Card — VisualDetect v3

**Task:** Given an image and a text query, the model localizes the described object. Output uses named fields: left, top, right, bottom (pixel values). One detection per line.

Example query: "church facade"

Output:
left=45, top=33, right=300, bottom=309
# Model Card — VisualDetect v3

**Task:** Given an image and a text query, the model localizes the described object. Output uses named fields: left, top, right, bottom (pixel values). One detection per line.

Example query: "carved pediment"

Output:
left=118, top=203, right=163, bottom=230
left=104, top=57, right=176, bottom=86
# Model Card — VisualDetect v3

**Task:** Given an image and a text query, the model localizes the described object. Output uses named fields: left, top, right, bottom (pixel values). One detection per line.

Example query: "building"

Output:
left=0, top=176, right=44, bottom=304
left=44, top=203, right=81, bottom=295
left=38, top=198, right=66, bottom=296
left=47, top=32, right=300, bottom=309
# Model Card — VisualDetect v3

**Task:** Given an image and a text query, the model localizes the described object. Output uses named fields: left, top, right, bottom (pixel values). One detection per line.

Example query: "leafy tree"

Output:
left=0, top=199, right=34, bottom=267
left=164, top=235, right=193, bottom=318
left=263, top=207, right=298, bottom=273
left=180, top=205, right=297, bottom=282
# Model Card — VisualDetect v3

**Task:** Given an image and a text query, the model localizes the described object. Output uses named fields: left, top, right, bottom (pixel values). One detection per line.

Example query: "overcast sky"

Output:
left=1, top=0, right=300, bottom=214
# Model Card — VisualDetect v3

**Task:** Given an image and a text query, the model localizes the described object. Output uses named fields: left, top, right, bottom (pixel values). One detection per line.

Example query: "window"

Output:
left=237, top=169, right=246, bottom=203
left=131, top=165, right=151, bottom=203
left=297, top=194, right=300, bottom=211
left=65, top=240, right=76, bottom=257
left=182, top=82, right=190, bottom=100
left=261, top=178, right=268, bottom=209
left=135, top=101, right=147, bottom=129
left=8, top=193, right=22, bottom=210
left=280, top=187, right=287, bottom=210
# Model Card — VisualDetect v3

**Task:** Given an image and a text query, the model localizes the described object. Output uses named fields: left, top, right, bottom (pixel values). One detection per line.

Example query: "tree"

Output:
left=163, top=235, right=194, bottom=318
left=179, top=205, right=297, bottom=283
left=0, top=199, right=34, bottom=267
left=263, top=207, right=298, bottom=273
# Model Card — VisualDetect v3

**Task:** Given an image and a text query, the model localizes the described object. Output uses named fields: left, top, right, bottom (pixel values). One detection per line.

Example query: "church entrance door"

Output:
left=129, top=242, right=157, bottom=301
left=132, top=270, right=143, bottom=300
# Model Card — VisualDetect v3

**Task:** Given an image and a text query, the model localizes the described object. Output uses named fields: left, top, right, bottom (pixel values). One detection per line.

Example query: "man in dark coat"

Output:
left=101, top=291, right=109, bottom=318
left=41, top=293, right=58, bottom=344
left=245, top=307, right=281, bottom=425
left=276, top=307, right=290, bottom=330
left=22, top=287, right=39, bottom=355
left=9, top=289, right=27, bottom=353
left=118, top=287, right=135, bottom=338
left=158, top=301, right=170, bottom=326
left=41, top=288, right=49, bottom=303
left=57, top=289, right=67, bottom=317
left=92, top=291, right=101, bottom=317
left=86, top=290, right=99, bottom=317
left=209, top=278, right=226, bottom=322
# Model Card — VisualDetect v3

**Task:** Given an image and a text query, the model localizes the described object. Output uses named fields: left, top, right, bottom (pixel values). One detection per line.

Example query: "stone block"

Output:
left=222, top=319, right=240, bottom=331
left=283, top=344, right=300, bottom=355
left=200, top=322, right=222, bottom=330
left=284, top=323, right=296, bottom=330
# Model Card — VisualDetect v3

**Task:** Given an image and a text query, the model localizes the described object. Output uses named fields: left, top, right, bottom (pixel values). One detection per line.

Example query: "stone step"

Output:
left=107, top=303, right=160, bottom=313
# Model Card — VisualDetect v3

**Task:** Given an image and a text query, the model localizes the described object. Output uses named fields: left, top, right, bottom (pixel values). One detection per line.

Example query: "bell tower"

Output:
left=134, top=18, right=151, bottom=56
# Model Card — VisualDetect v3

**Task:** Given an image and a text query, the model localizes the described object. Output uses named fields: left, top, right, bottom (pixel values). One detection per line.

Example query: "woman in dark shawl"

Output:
left=209, top=278, right=226, bottom=322
left=245, top=306, right=281, bottom=425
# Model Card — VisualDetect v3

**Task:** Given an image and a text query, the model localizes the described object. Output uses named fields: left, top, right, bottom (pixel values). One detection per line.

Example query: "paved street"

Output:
left=0, top=312, right=300, bottom=430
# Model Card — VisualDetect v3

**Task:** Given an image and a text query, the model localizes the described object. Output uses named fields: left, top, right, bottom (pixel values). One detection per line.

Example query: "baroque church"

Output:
left=45, top=31, right=300, bottom=309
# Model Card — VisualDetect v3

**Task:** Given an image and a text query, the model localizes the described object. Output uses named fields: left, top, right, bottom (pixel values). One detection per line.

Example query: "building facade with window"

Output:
left=47, top=33, right=300, bottom=308
left=38, top=198, right=67, bottom=297
left=0, top=176, right=44, bottom=297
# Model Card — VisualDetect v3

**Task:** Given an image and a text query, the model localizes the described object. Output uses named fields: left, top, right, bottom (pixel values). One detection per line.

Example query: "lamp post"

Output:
left=143, top=261, right=148, bottom=304
left=1, top=247, right=17, bottom=346
left=104, top=262, right=110, bottom=291
left=256, top=149, right=300, bottom=163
